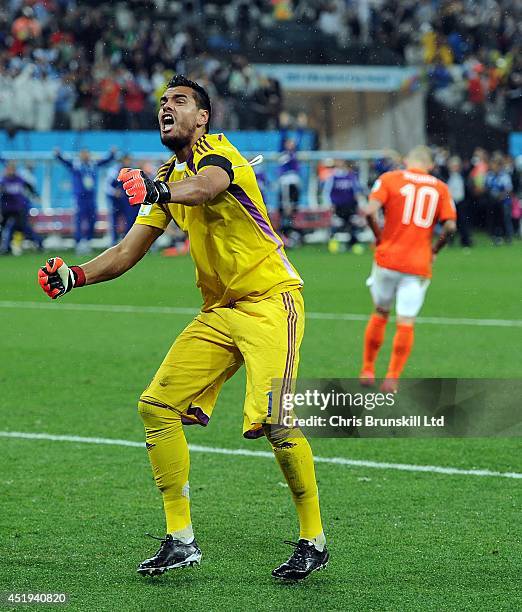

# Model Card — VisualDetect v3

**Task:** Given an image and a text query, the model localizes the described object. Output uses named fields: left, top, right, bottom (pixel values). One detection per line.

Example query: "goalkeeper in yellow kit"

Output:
left=37, top=75, right=328, bottom=581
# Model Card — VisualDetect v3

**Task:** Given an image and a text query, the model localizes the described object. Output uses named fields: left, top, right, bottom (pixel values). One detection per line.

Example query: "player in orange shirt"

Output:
left=360, top=146, right=457, bottom=392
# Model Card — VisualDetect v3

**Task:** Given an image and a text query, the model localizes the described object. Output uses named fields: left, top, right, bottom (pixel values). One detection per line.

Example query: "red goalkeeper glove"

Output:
left=117, top=167, right=171, bottom=206
left=37, top=257, right=86, bottom=299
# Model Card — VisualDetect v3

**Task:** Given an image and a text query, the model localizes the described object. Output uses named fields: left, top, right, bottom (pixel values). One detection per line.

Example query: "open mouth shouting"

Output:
left=161, top=113, right=175, bottom=133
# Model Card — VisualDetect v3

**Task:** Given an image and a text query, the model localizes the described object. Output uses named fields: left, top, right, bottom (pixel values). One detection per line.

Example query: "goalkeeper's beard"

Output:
left=160, top=121, right=198, bottom=152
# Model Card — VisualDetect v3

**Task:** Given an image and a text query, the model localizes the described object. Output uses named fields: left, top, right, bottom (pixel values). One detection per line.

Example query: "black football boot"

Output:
left=272, top=539, right=329, bottom=581
left=137, top=534, right=202, bottom=576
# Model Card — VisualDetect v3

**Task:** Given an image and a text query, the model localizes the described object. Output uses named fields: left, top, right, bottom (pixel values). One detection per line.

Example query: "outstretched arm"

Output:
left=96, top=148, right=117, bottom=168
left=54, top=149, right=73, bottom=170
left=80, top=223, right=163, bottom=284
left=38, top=224, right=163, bottom=299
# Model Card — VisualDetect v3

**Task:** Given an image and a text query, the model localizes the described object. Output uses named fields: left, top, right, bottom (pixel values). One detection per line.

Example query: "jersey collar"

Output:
left=406, top=167, right=428, bottom=174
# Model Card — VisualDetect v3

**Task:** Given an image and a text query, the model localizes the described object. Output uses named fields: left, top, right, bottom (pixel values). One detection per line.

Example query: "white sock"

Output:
left=307, top=532, right=326, bottom=552
left=169, top=524, right=195, bottom=544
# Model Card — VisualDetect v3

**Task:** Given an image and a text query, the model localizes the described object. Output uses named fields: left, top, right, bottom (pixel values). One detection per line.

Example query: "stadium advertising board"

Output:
left=255, top=64, right=420, bottom=92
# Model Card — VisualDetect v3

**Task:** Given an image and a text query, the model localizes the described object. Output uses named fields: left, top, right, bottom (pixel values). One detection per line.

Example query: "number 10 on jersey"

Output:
left=399, top=183, right=439, bottom=228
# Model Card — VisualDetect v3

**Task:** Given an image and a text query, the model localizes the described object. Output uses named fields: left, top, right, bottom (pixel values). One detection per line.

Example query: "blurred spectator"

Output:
left=368, top=150, right=402, bottom=188
left=11, top=7, right=41, bottom=45
left=0, top=62, right=12, bottom=127
left=55, top=147, right=116, bottom=253
left=11, top=63, right=35, bottom=130
left=273, top=1, right=293, bottom=21
left=123, top=73, right=147, bottom=129
left=54, top=74, right=76, bottom=129
left=17, top=162, right=43, bottom=250
left=254, top=165, right=269, bottom=204
left=0, top=162, right=39, bottom=254
left=467, top=67, right=486, bottom=106
left=469, top=148, right=489, bottom=228
left=447, top=156, right=472, bottom=248
left=428, top=60, right=453, bottom=92
left=277, top=112, right=306, bottom=245
left=97, top=72, right=123, bottom=130
left=34, top=71, right=59, bottom=131
left=106, top=154, right=138, bottom=245
left=318, top=3, right=346, bottom=43
left=432, top=147, right=450, bottom=182
left=505, top=56, right=522, bottom=130
left=485, top=154, right=513, bottom=244
left=324, top=160, right=365, bottom=252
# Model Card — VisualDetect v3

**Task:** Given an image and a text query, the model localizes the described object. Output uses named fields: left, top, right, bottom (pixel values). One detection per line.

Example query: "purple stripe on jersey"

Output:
left=202, top=135, right=213, bottom=150
left=227, top=184, right=297, bottom=278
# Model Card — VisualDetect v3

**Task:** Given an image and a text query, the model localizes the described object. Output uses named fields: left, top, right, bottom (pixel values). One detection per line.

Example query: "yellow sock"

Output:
left=138, top=399, right=191, bottom=534
left=265, top=426, right=323, bottom=541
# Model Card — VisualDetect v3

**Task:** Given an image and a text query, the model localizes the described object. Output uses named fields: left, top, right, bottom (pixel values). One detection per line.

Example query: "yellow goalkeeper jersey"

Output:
left=135, top=133, right=303, bottom=311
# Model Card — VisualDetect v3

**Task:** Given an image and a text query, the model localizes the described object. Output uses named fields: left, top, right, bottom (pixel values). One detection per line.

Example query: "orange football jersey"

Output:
left=369, top=167, right=456, bottom=278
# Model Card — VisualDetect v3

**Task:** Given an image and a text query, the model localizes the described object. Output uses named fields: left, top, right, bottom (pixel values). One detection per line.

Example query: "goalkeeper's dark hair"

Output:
left=167, top=74, right=211, bottom=133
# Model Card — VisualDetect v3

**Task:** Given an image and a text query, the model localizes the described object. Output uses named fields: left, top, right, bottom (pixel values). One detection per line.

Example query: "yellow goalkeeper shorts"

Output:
left=139, top=289, right=304, bottom=438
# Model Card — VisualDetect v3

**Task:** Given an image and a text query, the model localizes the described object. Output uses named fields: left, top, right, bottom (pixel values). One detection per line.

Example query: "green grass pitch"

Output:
left=1, top=239, right=521, bottom=611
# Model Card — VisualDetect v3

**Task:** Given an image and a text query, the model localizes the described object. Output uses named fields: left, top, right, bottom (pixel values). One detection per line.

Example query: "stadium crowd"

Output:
left=0, top=1, right=521, bottom=132
left=430, top=146, right=521, bottom=246
left=219, top=0, right=522, bottom=129
left=0, top=1, right=284, bottom=132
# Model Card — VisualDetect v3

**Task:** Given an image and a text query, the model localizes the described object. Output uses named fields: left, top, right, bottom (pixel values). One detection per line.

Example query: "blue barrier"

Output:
left=0, top=129, right=314, bottom=155
left=0, top=129, right=315, bottom=210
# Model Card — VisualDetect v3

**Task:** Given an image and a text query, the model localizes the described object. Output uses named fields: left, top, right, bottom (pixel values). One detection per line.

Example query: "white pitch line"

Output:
left=1, top=431, right=521, bottom=480
left=0, top=300, right=198, bottom=316
left=1, top=300, right=522, bottom=328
